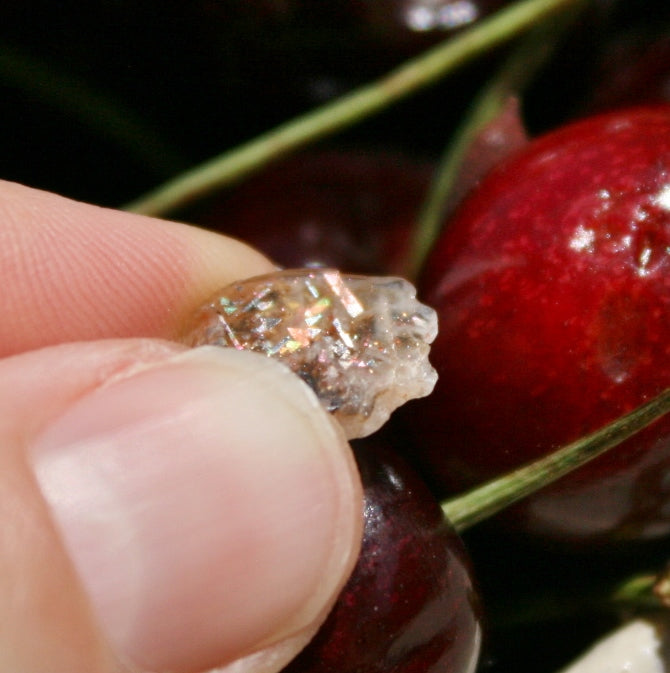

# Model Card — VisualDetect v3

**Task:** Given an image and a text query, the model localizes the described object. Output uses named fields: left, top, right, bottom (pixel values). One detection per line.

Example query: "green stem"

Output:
left=611, top=573, right=662, bottom=611
left=652, top=564, right=670, bottom=608
left=489, top=589, right=597, bottom=629
left=124, top=0, right=580, bottom=216
left=491, top=571, right=667, bottom=630
left=407, top=6, right=582, bottom=278
left=443, top=388, right=670, bottom=532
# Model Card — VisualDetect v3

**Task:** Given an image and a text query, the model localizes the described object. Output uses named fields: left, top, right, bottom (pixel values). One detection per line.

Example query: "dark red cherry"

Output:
left=581, top=33, right=670, bottom=115
left=576, top=0, right=670, bottom=115
left=194, top=150, right=432, bottom=275
left=344, top=0, right=510, bottom=54
left=282, top=432, right=482, bottom=673
left=408, top=105, right=670, bottom=546
left=207, top=0, right=510, bottom=56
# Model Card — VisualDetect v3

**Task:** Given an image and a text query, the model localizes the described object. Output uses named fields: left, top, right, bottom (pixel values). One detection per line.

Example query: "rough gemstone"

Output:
left=185, top=268, right=438, bottom=438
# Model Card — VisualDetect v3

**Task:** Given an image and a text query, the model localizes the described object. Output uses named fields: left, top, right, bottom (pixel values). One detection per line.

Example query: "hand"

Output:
left=0, top=181, right=362, bottom=673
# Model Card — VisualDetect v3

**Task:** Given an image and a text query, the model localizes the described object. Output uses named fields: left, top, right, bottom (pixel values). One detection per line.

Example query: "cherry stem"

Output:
left=124, top=0, right=581, bottom=217
left=611, top=572, right=664, bottom=611
left=654, top=564, right=670, bottom=607
left=443, top=388, right=670, bottom=532
left=491, top=570, right=668, bottom=629
left=407, top=4, right=583, bottom=278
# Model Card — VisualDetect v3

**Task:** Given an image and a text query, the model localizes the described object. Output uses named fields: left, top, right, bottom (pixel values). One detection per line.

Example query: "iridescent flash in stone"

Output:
left=185, top=269, right=438, bottom=438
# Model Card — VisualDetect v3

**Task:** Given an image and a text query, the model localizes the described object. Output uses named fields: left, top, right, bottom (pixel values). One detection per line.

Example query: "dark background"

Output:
left=2, top=0, right=669, bottom=209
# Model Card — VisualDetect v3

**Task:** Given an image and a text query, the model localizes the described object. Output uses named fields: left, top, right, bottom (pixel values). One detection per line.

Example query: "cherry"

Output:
left=581, top=32, right=670, bottom=115
left=210, top=0, right=510, bottom=58
left=406, top=105, right=670, bottom=546
left=340, top=0, right=510, bottom=54
left=194, top=150, right=432, bottom=275
left=282, top=431, right=482, bottom=673
left=522, top=1, right=670, bottom=132
left=531, top=1, right=670, bottom=120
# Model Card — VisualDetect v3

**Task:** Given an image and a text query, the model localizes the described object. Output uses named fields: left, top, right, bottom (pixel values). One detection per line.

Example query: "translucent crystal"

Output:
left=185, top=269, right=438, bottom=438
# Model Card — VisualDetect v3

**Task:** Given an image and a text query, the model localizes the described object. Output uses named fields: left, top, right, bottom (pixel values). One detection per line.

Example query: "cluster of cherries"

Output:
left=189, top=3, right=670, bottom=672
left=7, top=1, right=669, bottom=671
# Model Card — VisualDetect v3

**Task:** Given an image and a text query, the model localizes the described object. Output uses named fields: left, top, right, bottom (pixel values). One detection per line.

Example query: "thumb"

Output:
left=4, top=340, right=362, bottom=673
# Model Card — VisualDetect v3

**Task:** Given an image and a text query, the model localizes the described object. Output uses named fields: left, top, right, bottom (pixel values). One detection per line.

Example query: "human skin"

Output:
left=0, top=180, right=363, bottom=673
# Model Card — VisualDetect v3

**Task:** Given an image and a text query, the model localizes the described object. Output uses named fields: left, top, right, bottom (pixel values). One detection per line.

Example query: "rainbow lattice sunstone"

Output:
left=185, top=268, right=438, bottom=438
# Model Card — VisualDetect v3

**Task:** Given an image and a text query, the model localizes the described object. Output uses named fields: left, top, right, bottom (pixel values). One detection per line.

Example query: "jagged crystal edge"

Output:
left=185, top=269, right=439, bottom=439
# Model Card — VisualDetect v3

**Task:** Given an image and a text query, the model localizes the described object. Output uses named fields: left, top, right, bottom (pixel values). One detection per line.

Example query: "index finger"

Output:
left=0, top=180, right=275, bottom=357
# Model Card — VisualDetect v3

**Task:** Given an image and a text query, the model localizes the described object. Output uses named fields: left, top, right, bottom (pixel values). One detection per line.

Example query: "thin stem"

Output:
left=611, top=573, right=661, bottom=610
left=491, top=571, right=667, bottom=629
left=407, top=6, right=581, bottom=278
left=653, top=564, right=670, bottom=607
left=124, top=0, right=580, bottom=216
left=489, top=589, right=597, bottom=629
left=443, top=388, right=670, bottom=532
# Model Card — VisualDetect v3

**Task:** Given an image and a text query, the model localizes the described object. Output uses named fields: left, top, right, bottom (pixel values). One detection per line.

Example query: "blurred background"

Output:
left=1, top=0, right=669, bottom=209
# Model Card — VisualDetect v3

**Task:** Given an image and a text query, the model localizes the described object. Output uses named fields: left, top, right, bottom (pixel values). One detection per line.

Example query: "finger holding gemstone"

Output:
left=184, top=268, right=438, bottom=439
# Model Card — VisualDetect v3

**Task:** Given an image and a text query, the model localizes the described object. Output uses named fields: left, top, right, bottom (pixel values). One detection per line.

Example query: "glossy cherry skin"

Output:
left=194, top=150, right=432, bottom=275
left=282, top=433, right=482, bottom=673
left=409, top=105, right=670, bottom=547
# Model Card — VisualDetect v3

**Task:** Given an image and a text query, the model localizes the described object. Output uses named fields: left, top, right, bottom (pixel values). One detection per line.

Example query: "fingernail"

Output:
left=30, top=347, right=362, bottom=672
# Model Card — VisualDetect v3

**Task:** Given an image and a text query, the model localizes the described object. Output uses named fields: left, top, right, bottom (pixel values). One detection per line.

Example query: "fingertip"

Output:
left=0, top=180, right=275, bottom=355
left=30, top=346, right=362, bottom=672
left=166, top=223, right=277, bottom=337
